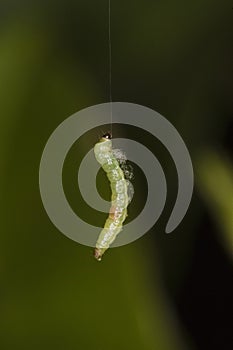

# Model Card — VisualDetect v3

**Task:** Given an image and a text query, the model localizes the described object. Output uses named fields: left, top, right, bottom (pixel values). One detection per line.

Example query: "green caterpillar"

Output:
left=93, top=133, right=130, bottom=261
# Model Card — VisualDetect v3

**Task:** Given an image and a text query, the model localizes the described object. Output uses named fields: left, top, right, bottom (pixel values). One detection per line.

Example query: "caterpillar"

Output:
left=93, top=133, right=132, bottom=261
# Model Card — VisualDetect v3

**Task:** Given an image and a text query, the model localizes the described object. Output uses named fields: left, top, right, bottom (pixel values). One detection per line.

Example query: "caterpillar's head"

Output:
left=101, top=132, right=112, bottom=141
left=94, top=132, right=113, bottom=164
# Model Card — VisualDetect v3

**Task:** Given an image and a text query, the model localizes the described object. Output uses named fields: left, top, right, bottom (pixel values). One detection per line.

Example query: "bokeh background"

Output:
left=0, top=1, right=232, bottom=349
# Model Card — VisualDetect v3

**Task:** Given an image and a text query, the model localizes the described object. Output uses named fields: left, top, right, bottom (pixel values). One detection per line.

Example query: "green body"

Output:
left=94, top=138, right=129, bottom=261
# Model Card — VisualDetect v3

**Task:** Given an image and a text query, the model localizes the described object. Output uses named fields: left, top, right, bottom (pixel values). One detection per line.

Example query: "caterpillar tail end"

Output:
left=93, top=248, right=104, bottom=262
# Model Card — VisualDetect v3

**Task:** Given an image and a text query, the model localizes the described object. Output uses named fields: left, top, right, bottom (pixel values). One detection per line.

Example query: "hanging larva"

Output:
left=93, top=133, right=132, bottom=261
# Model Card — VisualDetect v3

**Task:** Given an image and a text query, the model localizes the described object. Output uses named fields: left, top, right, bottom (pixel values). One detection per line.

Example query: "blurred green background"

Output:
left=0, top=1, right=232, bottom=349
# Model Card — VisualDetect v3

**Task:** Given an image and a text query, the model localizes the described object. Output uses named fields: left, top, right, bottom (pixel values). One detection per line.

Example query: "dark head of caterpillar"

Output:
left=102, top=132, right=112, bottom=140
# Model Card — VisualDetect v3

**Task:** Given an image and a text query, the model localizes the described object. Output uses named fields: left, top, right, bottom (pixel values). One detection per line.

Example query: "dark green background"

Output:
left=0, top=1, right=232, bottom=349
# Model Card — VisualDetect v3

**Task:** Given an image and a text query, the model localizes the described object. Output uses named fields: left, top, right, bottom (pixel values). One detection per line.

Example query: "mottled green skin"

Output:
left=93, top=138, right=129, bottom=261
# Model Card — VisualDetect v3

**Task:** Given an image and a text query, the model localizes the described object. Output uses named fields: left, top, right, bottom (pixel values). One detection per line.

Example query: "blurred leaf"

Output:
left=196, top=150, right=233, bottom=258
